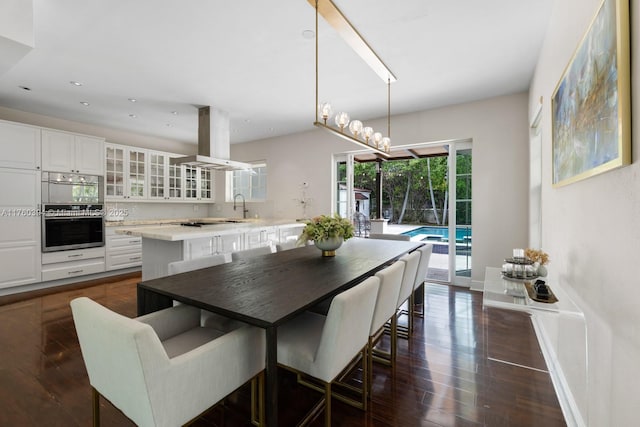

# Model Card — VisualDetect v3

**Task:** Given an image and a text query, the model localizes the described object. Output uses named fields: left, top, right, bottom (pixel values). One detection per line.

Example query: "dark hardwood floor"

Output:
left=0, top=275, right=566, bottom=426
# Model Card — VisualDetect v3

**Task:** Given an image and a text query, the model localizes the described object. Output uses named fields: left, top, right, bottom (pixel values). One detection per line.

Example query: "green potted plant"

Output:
left=298, top=214, right=355, bottom=256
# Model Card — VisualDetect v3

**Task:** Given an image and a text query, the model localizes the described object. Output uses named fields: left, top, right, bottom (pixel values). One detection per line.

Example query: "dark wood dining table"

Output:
left=137, top=237, right=423, bottom=427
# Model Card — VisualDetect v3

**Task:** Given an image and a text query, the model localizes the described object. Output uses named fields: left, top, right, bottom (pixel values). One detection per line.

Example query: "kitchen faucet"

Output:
left=233, top=193, right=248, bottom=219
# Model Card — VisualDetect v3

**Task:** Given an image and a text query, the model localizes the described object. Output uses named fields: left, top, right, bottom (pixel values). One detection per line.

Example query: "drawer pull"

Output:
left=129, top=240, right=139, bottom=244
left=67, top=254, right=83, bottom=258
left=129, top=256, right=141, bottom=261
left=68, top=269, right=84, bottom=275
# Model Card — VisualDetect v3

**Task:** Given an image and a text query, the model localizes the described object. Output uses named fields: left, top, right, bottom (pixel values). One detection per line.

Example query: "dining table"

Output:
left=137, top=237, right=423, bottom=427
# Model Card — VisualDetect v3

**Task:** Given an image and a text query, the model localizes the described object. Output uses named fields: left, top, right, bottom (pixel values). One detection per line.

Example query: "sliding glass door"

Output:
left=335, top=139, right=472, bottom=286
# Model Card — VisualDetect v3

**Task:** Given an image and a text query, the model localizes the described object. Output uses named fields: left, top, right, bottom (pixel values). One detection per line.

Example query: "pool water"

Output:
left=402, top=226, right=471, bottom=242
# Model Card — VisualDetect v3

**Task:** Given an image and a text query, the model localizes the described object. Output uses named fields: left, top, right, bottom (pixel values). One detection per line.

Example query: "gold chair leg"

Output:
left=408, top=293, right=415, bottom=337
left=367, top=336, right=373, bottom=400
left=361, top=347, right=368, bottom=410
left=324, top=381, right=331, bottom=427
left=251, top=372, right=265, bottom=427
left=391, top=314, right=397, bottom=364
left=92, top=387, right=100, bottom=427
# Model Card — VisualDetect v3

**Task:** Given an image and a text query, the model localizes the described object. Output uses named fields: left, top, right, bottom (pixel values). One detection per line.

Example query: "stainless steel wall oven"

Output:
left=41, top=172, right=105, bottom=252
left=42, top=204, right=104, bottom=252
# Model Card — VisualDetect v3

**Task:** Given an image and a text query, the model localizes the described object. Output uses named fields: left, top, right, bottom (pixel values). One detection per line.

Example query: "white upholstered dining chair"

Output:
left=392, top=250, right=421, bottom=344
left=407, top=244, right=433, bottom=335
left=167, top=253, right=228, bottom=275
left=167, top=253, right=240, bottom=331
left=231, top=245, right=274, bottom=261
left=276, top=276, right=380, bottom=427
left=368, top=260, right=405, bottom=394
left=71, top=297, right=265, bottom=427
left=275, top=240, right=298, bottom=252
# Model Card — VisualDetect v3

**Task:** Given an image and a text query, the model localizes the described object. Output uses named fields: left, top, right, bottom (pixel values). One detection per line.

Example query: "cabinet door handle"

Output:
left=67, top=254, right=83, bottom=258
left=68, top=269, right=84, bottom=275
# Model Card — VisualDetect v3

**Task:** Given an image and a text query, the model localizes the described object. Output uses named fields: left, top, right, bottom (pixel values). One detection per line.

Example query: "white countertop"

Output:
left=114, top=219, right=304, bottom=241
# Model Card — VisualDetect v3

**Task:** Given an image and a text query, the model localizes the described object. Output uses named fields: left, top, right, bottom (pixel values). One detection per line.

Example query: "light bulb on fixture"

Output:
left=373, top=132, right=383, bottom=148
left=348, top=120, right=363, bottom=138
left=363, top=127, right=374, bottom=143
left=335, top=112, right=350, bottom=131
left=318, top=102, right=332, bottom=124
left=381, top=136, right=391, bottom=152
left=310, top=0, right=394, bottom=157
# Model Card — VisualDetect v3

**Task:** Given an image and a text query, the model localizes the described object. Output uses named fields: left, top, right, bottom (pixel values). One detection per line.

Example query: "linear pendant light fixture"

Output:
left=309, top=0, right=396, bottom=157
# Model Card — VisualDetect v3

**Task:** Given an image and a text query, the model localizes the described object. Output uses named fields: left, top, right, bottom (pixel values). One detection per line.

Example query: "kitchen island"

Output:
left=115, top=218, right=304, bottom=280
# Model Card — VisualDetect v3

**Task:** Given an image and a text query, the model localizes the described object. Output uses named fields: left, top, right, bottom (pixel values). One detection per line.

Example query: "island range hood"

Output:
left=170, top=106, right=253, bottom=171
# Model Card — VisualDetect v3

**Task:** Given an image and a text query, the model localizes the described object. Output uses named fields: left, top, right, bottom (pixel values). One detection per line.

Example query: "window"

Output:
left=225, top=162, right=267, bottom=202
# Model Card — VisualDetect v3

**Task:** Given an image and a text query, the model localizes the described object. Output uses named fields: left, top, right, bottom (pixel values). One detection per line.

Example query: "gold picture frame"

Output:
left=551, top=0, right=631, bottom=187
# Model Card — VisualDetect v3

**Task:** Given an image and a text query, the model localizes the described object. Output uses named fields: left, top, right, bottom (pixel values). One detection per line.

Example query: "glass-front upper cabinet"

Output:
left=148, top=153, right=166, bottom=199
left=105, top=143, right=146, bottom=200
left=105, top=145, right=125, bottom=198
left=184, top=166, right=213, bottom=201
left=148, top=153, right=184, bottom=201
left=105, top=144, right=213, bottom=202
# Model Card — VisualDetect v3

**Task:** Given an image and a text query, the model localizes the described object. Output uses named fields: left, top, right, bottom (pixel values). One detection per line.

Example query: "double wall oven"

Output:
left=41, top=172, right=105, bottom=252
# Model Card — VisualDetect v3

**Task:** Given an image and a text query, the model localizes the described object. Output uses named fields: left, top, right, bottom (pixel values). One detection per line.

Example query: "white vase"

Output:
left=537, top=265, right=548, bottom=277
left=314, top=237, right=343, bottom=257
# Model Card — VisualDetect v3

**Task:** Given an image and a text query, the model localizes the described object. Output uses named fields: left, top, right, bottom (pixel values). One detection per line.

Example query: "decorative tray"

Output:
left=523, top=282, right=558, bottom=304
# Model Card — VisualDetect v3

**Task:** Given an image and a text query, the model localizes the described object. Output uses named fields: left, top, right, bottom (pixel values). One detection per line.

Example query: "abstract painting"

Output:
left=551, top=0, right=630, bottom=187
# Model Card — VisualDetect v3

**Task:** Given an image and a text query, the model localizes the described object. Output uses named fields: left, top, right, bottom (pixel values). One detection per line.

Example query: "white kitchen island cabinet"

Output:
left=117, top=221, right=303, bottom=280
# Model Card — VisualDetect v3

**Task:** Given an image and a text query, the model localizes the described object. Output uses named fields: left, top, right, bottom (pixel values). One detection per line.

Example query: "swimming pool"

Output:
left=402, top=226, right=471, bottom=242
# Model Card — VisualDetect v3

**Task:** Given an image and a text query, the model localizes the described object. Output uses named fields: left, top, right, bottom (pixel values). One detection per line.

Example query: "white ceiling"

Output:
left=0, top=0, right=553, bottom=146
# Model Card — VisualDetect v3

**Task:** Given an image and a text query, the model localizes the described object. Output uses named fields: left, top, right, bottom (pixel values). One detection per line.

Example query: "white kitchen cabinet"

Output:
left=41, top=129, right=104, bottom=175
left=182, top=232, right=242, bottom=259
left=41, top=246, right=105, bottom=282
left=106, top=226, right=142, bottom=270
left=278, top=224, right=305, bottom=243
left=245, top=226, right=277, bottom=249
left=0, top=168, right=41, bottom=289
left=148, top=152, right=184, bottom=201
left=105, top=143, right=147, bottom=200
left=0, top=120, right=41, bottom=170
left=217, top=232, right=243, bottom=253
left=184, top=166, right=213, bottom=202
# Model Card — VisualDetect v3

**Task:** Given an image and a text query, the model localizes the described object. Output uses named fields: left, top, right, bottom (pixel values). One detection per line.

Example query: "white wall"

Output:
left=225, top=92, right=531, bottom=284
left=529, top=0, right=640, bottom=424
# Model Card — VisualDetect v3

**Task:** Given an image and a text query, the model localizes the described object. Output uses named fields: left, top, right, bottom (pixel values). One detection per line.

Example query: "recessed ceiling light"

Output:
left=18, top=86, right=31, bottom=91
left=302, top=30, right=315, bottom=39
left=70, top=81, right=83, bottom=86
left=128, top=98, right=137, bottom=103
left=80, top=101, right=90, bottom=106
left=129, top=114, right=137, bottom=118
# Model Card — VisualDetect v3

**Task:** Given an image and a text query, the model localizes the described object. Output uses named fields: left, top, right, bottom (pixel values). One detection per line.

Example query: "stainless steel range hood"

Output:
left=170, top=106, right=253, bottom=171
